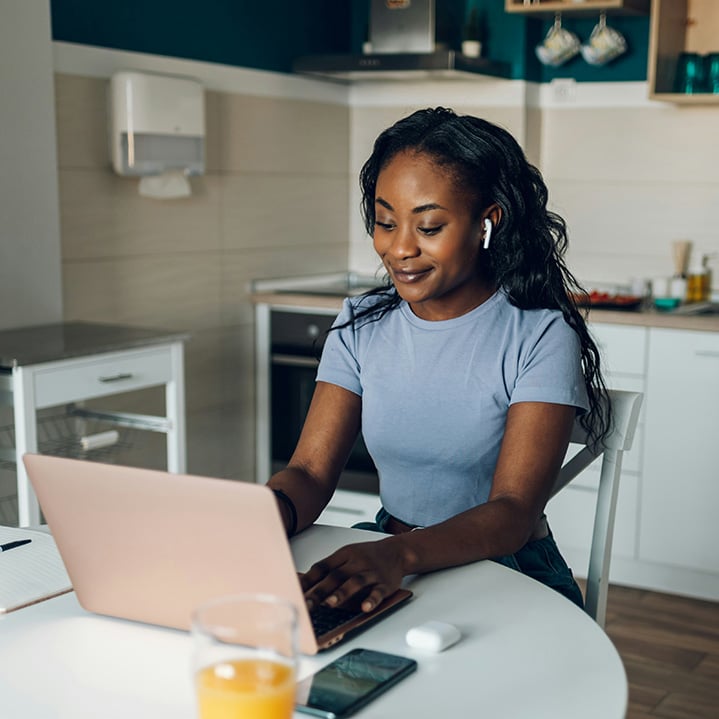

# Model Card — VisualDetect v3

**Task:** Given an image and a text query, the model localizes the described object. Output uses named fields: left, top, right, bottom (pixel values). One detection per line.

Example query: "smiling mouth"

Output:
left=391, top=267, right=431, bottom=284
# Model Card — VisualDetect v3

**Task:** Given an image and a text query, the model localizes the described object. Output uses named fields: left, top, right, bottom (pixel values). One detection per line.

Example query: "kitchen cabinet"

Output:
left=547, top=323, right=647, bottom=570
left=647, top=0, right=719, bottom=104
left=505, top=0, right=650, bottom=17
left=550, top=320, right=719, bottom=601
left=640, top=328, right=719, bottom=575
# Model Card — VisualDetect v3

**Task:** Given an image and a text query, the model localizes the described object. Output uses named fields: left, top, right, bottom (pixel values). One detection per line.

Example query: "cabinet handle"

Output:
left=694, top=350, right=719, bottom=359
left=271, top=354, right=319, bottom=369
left=98, top=372, right=134, bottom=383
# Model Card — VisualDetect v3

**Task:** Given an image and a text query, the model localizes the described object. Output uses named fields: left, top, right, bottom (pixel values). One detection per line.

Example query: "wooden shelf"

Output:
left=505, top=0, right=650, bottom=16
left=648, top=91, right=719, bottom=105
left=648, top=0, right=719, bottom=103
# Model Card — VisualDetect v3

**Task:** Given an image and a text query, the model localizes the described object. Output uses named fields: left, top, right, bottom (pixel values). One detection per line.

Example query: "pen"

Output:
left=0, top=539, right=32, bottom=552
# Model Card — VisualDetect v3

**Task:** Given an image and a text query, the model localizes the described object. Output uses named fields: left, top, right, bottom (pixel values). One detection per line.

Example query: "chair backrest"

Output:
left=550, top=389, right=643, bottom=628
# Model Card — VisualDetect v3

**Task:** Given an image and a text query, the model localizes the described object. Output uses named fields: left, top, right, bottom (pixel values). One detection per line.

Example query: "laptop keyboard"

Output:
left=310, top=603, right=364, bottom=636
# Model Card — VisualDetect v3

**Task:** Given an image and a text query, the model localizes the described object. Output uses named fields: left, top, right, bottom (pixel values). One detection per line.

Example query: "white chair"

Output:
left=550, top=389, right=643, bottom=628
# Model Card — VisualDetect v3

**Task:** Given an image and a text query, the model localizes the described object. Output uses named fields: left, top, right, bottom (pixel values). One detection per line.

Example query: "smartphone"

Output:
left=295, top=648, right=418, bottom=719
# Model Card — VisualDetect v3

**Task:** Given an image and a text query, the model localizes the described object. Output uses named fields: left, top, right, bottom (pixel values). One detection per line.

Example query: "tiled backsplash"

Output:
left=55, top=73, right=351, bottom=482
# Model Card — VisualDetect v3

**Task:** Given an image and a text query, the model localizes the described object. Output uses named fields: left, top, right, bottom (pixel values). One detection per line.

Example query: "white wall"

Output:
left=0, top=0, right=62, bottom=330
left=538, top=82, right=719, bottom=289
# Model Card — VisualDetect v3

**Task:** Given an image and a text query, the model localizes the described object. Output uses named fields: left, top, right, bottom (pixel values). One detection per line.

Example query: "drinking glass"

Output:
left=705, top=52, right=719, bottom=94
left=192, top=594, right=298, bottom=719
left=674, top=52, right=706, bottom=93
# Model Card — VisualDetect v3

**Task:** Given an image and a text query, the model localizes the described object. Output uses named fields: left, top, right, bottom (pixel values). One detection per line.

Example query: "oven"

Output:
left=267, top=308, right=379, bottom=495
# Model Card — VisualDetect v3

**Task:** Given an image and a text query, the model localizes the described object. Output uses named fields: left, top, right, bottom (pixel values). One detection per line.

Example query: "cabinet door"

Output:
left=648, top=0, right=719, bottom=104
left=548, top=472, right=639, bottom=565
left=590, top=323, right=648, bottom=379
left=590, top=323, right=647, bottom=475
left=640, top=328, right=719, bottom=574
left=547, top=323, right=647, bottom=565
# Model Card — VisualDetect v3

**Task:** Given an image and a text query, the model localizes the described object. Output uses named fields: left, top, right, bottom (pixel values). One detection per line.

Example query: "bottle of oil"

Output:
left=686, top=255, right=711, bottom=303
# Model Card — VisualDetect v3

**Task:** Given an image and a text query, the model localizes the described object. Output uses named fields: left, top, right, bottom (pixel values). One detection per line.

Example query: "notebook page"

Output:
left=0, top=525, right=72, bottom=613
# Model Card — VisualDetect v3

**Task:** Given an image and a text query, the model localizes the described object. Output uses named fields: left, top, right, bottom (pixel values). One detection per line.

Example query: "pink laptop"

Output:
left=23, top=453, right=411, bottom=655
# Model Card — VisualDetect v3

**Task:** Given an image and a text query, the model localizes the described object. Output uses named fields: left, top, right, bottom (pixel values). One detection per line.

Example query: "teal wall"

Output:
left=50, top=0, right=649, bottom=83
left=529, top=13, right=649, bottom=82
left=50, top=0, right=352, bottom=74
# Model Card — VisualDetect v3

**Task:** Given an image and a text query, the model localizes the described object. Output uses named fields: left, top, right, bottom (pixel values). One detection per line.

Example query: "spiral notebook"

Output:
left=0, top=525, right=72, bottom=613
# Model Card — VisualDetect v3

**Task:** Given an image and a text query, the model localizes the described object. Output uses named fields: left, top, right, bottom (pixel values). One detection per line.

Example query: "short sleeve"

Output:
left=510, top=314, right=589, bottom=414
left=316, top=298, right=363, bottom=397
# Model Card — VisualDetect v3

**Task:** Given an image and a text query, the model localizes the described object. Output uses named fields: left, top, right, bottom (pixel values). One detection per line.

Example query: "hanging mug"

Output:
left=536, top=14, right=581, bottom=67
left=580, top=12, right=627, bottom=66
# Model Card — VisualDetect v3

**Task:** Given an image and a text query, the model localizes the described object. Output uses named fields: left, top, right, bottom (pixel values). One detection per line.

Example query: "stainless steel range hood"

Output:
left=293, top=0, right=511, bottom=83
left=293, top=51, right=511, bottom=83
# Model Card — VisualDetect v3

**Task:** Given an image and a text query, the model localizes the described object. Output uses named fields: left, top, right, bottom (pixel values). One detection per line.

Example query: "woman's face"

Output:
left=373, top=150, right=496, bottom=321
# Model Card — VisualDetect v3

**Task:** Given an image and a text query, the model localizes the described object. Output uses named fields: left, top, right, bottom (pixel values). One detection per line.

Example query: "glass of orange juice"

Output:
left=192, top=594, right=298, bottom=719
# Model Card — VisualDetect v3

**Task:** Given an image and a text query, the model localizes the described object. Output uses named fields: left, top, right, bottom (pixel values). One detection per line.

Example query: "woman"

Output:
left=268, top=107, right=609, bottom=613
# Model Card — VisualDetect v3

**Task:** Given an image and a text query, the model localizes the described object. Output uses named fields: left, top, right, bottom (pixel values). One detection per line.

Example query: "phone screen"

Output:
left=295, top=648, right=418, bottom=719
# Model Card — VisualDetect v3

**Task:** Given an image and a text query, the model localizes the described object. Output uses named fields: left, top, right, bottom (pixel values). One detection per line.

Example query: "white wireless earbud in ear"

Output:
left=483, top=218, right=493, bottom=250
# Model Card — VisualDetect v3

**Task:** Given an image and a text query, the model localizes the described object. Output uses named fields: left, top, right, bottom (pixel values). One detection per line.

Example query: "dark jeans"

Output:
left=354, top=508, right=584, bottom=609
left=491, top=531, right=585, bottom=609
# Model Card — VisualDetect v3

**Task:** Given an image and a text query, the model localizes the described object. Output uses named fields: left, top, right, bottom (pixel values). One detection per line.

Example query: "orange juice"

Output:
left=196, top=658, right=295, bottom=719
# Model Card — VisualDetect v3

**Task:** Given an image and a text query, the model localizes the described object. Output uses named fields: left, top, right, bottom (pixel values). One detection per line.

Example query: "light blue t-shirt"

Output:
left=316, top=290, right=589, bottom=527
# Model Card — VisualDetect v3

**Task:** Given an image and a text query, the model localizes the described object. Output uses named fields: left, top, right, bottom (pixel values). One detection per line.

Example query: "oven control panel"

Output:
left=270, top=310, right=336, bottom=356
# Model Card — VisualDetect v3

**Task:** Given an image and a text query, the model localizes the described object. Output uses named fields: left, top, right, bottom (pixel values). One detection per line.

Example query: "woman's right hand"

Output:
left=300, top=537, right=408, bottom=613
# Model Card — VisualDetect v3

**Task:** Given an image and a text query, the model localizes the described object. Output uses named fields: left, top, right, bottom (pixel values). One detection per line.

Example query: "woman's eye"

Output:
left=419, top=225, right=443, bottom=236
left=375, top=221, right=395, bottom=231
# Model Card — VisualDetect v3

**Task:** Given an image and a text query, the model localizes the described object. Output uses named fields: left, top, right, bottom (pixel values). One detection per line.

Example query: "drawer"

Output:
left=589, top=323, right=648, bottom=377
left=32, top=346, right=174, bottom=409
left=604, top=374, right=643, bottom=395
left=648, top=328, right=719, bottom=382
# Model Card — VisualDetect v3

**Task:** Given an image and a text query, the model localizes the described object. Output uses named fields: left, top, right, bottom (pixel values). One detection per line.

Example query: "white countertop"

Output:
left=251, top=289, right=719, bottom=332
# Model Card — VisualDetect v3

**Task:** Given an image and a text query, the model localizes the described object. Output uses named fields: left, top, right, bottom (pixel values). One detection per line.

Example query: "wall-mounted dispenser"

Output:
left=109, top=71, right=204, bottom=199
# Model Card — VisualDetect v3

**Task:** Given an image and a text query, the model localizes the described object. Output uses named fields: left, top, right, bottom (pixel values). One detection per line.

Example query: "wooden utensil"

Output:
left=672, top=240, right=692, bottom=277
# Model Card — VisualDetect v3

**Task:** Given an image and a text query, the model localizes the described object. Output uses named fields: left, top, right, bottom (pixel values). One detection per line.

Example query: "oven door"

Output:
left=270, top=310, right=379, bottom=494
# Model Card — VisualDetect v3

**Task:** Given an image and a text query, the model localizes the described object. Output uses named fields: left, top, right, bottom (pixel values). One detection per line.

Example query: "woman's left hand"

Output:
left=300, top=538, right=405, bottom=613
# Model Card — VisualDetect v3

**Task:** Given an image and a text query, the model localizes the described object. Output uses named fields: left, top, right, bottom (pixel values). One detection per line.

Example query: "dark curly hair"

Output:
left=350, top=107, right=610, bottom=444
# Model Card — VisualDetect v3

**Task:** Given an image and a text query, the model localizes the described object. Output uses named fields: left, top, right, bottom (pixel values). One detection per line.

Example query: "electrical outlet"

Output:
left=551, top=78, right=577, bottom=103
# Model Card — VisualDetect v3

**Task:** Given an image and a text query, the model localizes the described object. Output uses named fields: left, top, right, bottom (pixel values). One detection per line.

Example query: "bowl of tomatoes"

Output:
left=572, top=289, right=644, bottom=311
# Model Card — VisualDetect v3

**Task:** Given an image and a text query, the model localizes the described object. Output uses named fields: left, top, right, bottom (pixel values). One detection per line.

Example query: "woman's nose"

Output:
left=388, top=227, right=420, bottom=260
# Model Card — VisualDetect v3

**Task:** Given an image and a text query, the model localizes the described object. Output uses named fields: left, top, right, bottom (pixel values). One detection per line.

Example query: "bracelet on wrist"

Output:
left=271, top=488, right=298, bottom=538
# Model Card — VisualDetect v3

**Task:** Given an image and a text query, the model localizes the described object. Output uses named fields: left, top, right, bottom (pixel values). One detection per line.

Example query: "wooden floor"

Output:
left=599, top=583, right=719, bottom=718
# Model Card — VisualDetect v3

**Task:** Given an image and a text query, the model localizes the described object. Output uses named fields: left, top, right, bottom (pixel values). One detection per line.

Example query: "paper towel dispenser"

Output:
left=109, top=71, right=205, bottom=177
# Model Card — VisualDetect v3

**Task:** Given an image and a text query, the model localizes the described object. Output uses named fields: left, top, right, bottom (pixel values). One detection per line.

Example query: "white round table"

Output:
left=0, top=524, right=627, bottom=719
